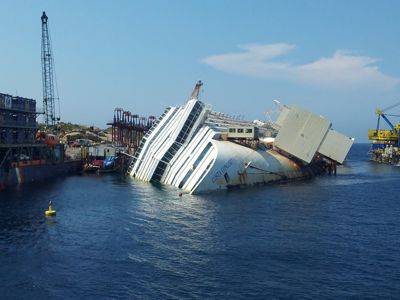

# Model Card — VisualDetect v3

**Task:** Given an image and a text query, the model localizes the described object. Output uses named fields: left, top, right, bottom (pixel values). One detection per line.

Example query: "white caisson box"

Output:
left=274, top=106, right=331, bottom=163
left=318, top=129, right=354, bottom=164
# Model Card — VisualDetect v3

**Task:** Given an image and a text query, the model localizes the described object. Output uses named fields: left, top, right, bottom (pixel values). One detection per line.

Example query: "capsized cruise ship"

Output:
left=128, top=81, right=354, bottom=194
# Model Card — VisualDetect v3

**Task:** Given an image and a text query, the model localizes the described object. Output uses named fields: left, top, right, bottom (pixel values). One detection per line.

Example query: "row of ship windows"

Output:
left=168, top=128, right=209, bottom=185
left=189, top=158, right=215, bottom=193
left=228, top=128, right=253, bottom=133
left=152, top=102, right=204, bottom=181
left=178, top=142, right=212, bottom=189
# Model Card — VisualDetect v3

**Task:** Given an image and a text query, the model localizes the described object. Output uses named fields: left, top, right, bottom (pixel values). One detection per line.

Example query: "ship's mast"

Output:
left=190, top=80, right=203, bottom=100
left=41, top=11, right=60, bottom=127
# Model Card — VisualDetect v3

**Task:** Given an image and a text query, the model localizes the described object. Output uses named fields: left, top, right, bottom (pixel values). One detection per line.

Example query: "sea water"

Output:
left=0, top=144, right=399, bottom=298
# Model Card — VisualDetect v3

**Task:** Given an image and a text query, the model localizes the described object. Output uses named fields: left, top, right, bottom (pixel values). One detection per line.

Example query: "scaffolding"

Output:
left=107, top=108, right=155, bottom=151
left=0, top=93, right=39, bottom=145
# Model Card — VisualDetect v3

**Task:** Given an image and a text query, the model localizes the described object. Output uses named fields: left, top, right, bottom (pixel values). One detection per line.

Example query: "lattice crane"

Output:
left=41, top=11, right=60, bottom=127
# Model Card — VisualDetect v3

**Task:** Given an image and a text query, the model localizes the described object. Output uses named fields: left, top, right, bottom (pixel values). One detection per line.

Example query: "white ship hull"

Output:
left=191, top=140, right=305, bottom=194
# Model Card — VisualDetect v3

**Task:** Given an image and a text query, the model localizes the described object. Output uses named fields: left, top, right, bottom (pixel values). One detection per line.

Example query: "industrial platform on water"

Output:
left=0, top=93, right=81, bottom=190
left=368, top=102, right=400, bottom=165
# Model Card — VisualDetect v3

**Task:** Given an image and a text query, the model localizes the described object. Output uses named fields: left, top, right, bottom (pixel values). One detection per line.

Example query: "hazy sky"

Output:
left=0, top=1, right=399, bottom=141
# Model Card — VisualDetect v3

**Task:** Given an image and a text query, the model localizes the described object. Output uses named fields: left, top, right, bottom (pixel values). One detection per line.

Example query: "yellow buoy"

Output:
left=45, top=202, right=56, bottom=217
left=45, top=209, right=56, bottom=216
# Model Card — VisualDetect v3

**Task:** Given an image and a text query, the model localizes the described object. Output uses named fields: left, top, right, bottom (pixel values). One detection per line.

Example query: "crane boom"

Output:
left=381, top=101, right=400, bottom=113
left=41, top=11, right=59, bottom=127
left=381, top=114, right=395, bottom=130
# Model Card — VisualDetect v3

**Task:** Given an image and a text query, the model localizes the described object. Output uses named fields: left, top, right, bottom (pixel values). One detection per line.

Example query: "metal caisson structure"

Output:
left=41, top=11, right=60, bottom=127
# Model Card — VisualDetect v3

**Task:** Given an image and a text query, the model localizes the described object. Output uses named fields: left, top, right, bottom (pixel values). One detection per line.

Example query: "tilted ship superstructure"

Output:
left=129, top=82, right=354, bottom=194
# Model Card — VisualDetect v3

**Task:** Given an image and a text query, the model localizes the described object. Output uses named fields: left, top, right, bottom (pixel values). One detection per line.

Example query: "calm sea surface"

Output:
left=0, top=144, right=399, bottom=299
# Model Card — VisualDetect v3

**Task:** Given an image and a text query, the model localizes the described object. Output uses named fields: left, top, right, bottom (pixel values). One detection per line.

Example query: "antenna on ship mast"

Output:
left=41, top=11, right=60, bottom=127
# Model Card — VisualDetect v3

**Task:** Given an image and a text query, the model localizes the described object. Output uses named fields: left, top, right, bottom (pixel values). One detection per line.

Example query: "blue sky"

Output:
left=0, top=1, right=399, bottom=141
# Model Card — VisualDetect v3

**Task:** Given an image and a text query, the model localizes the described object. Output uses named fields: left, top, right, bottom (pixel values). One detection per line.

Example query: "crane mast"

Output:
left=41, top=11, right=59, bottom=127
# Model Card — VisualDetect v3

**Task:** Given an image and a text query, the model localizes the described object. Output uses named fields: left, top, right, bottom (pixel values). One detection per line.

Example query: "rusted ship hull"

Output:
left=0, top=160, right=82, bottom=190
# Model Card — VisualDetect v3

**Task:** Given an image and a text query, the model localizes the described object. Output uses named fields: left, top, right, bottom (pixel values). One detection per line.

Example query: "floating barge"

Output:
left=128, top=82, right=354, bottom=194
left=0, top=93, right=81, bottom=190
